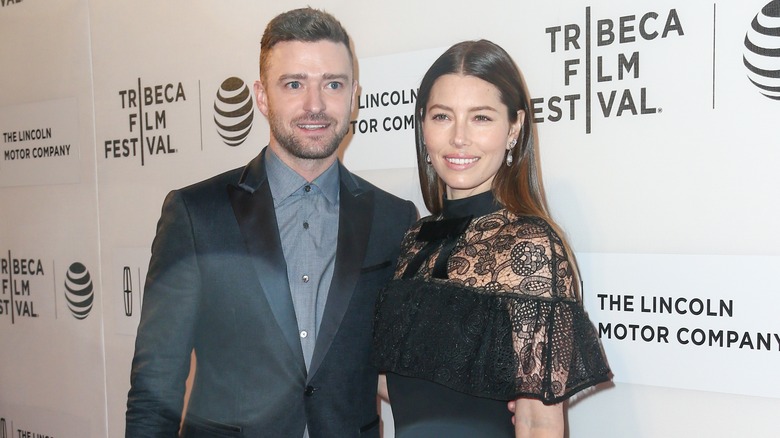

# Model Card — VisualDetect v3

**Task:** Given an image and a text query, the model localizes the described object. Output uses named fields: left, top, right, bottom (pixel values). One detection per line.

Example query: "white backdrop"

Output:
left=1, top=0, right=779, bottom=437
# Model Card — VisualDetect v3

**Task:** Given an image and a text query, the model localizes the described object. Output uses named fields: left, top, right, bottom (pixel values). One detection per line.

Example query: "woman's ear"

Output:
left=509, top=109, right=525, bottom=142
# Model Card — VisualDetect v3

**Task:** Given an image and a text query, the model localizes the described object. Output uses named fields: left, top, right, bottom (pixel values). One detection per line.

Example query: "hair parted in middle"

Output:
left=415, top=39, right=549, bottom=218
left=415, top=39, right=584, bottom=294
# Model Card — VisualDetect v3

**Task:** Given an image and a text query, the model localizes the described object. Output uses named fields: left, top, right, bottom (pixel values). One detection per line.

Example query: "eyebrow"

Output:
left=428, top=103, right=499, bottom=112
left=277, top=73, right=350, bottom=83
left=323, top=73, right=350, bottom=81
left=277, top=73, right=307, bottom=83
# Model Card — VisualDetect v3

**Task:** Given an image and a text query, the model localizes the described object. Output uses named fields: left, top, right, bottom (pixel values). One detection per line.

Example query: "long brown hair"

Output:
left=415, top=40, right=582, bottom=292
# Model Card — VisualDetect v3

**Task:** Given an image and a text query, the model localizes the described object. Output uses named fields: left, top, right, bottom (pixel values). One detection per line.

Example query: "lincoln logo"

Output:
left=744, top=0, right=780, bottom=99
left=214, top=77, right=254, bottom=146
left=123, top=266, right=133, bottom=316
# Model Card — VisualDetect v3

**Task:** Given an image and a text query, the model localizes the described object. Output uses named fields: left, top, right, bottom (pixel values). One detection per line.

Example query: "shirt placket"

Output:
left=297, top=184, right=317, bottom=369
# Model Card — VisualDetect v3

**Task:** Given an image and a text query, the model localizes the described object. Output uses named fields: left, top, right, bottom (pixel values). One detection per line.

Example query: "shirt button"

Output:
left=300, top=330, right=308, bottom=338
left=303, top=221, right=309, bottom=229
left=304, top=185, right=311, bottom=192
left=302, top=275, right=310, bottom=283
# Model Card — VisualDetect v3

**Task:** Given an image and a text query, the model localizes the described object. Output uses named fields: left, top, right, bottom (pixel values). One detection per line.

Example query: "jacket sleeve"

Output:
left=126, top=190, right=202, bottom=437
left=405, top=199, right=419, bottom=228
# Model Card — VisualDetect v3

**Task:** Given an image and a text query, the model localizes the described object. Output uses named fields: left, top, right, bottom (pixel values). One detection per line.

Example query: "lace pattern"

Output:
left=397, top=211, right=573, bottom=298
left=373, top=210, right=611, bottom=403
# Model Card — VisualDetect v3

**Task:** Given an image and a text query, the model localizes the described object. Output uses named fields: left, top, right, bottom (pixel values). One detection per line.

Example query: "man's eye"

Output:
left=326, top=82, right=342, bottom=90
left=287, top=81, right=301, bottom=89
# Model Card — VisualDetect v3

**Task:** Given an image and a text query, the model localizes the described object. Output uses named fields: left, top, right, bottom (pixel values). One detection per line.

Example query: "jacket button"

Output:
left=304, top=385, right=316, bottom=396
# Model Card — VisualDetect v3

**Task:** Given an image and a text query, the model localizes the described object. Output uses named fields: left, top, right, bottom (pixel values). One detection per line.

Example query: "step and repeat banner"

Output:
left=1, top=0, right=779, bottom=437
left=0, top=1, right=107, bottom=437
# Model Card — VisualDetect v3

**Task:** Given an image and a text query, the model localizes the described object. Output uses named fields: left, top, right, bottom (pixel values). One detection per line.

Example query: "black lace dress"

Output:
left=373, top=192, right=611, bottom=437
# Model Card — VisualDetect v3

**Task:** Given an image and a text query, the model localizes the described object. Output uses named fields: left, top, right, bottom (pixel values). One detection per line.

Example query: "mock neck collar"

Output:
left=442, top=191, right=501, bottom=219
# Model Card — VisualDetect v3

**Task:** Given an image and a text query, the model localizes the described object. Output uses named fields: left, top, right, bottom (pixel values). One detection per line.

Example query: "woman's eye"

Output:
left=431, top=113, right=449, bottom=121
left=474, top=115, right=492, bottom=122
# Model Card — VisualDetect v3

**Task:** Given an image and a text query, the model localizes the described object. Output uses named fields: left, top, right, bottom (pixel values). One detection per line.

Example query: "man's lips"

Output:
left=295, top=114, right=334, bottom=131
left=297, top=122, right=329, bottom=130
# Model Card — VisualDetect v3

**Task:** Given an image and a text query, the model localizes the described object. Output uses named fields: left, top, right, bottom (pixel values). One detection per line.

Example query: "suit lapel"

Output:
left=227, top=151, right=305, bottom=369
left=308, top=170, right=374, bottom=379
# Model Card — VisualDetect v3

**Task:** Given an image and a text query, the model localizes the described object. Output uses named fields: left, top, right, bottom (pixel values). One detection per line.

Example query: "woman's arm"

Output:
left=377, top=373, right=389, bottom=403
left=513, top=398, right=564, bottom=438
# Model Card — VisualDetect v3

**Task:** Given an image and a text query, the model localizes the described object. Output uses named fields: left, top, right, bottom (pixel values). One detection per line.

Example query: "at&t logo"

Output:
left=64, top=262, right=94, bottom=320
left=214, top=77, right=255, bottom=147
left=744, top=0, right=780, bottom=99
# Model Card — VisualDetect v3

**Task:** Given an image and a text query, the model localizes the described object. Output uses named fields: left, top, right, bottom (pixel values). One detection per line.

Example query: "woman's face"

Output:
left=422, top=74, right=523, bottom=200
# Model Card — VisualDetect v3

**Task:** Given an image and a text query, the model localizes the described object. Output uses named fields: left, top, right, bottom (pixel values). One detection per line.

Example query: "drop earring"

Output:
left=425, top=153, right=431, bottom=164
left=506, top=138, right=517, bottom=166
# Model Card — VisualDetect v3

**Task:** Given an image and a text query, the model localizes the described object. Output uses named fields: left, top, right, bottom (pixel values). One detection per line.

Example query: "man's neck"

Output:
left=267, top=142, right=338, bottom=182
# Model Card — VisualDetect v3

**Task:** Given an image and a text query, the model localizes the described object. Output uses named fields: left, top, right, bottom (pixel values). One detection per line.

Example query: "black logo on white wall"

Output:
left=1, top=0, right=23, bottom=9
left=535, top=8, right=684, bottom=133
left=123, top=266, right=133, bottom=316
left=744, top=0, right=780, bottom=99
left=103, top=79, right=186, bottom=165
left=1, top=252, right=43, bottom=322
left=64, top=262, right=94, bottom=320
left=214, top=77, right=254, bottom=146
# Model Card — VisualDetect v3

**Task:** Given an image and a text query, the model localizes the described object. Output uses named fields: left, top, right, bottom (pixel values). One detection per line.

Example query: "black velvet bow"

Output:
left=403, top=216, right=473, bottom=280
left=416, top=216, right=473, bottom=242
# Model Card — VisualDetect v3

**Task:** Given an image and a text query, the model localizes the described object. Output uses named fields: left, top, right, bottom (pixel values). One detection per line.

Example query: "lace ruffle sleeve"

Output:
left=373, top=212, right=611, bottom=404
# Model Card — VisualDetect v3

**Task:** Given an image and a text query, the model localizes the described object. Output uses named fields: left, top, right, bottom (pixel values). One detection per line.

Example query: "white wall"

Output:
left=1, top=0, right=778, bottom=437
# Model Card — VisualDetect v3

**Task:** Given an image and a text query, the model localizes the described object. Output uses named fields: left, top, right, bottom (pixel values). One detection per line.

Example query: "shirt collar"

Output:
left=265, top=146, right=340, bottom=207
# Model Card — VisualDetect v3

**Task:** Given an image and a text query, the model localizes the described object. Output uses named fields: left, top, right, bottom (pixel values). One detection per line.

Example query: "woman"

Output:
left=373, top=40, right=611, bottom=437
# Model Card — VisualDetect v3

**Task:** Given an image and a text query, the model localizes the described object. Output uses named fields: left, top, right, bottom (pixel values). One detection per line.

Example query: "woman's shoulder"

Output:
left=451, top=209, right=575, bottom=298
left=472, top=210, right=562, bottom=243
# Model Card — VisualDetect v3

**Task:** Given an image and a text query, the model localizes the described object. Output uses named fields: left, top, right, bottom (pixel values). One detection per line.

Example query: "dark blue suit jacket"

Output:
left=126, top=149, right=417, bottom=437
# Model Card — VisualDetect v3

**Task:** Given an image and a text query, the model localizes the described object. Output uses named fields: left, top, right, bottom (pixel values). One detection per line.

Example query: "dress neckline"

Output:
left=442, top=191, right=502, bottom=219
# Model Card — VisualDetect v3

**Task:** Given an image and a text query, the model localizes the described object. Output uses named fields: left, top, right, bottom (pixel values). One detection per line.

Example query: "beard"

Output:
left=268, top=109, right=349, bottom=160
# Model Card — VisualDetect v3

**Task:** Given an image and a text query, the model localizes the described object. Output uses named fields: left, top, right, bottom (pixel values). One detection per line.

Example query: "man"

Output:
left=126, top=8, right=417, bottom=437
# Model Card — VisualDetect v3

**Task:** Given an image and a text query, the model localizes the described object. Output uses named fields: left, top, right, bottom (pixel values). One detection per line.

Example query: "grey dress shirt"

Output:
left=265, top=147, right=340, bottom=372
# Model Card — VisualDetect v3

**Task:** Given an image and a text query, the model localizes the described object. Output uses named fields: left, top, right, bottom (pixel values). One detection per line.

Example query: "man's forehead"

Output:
left=268, top=40, right=351, bottom=62
left=268, top=40, right=350, bottom=60
left=265, top=40, right=354, bottom=80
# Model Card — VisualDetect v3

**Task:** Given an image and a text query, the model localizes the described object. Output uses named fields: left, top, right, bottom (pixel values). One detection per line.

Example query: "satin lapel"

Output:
left=227, top=181, right=305, bottom=368
left=308, top=183, right=374, bottom=379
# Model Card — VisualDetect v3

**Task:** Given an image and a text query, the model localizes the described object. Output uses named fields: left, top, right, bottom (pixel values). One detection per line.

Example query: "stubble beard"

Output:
left=268, top=110, right=349, bottom=160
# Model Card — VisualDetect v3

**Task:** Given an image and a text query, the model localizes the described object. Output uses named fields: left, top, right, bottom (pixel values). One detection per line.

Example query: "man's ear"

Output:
left=254, top=80, right=269, bottom=117
left=350, top=79, right=358, bottom=110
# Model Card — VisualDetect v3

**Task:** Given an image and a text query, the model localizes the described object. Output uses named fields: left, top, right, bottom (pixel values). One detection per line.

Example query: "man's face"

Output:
left=255, top=40, right=356, bottom=163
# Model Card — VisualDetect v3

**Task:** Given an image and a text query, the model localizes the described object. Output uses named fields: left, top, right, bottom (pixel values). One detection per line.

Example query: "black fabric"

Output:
left=405, top=191, right=501, bottom=280
left=387, top=373, right=514, bottom=438
left=373, top=195, right=610, bottom=435
left=375, top=278, right=611, bottom=403
left=126, top=149, right=419, bottom=438
left=403, top=216, right=472, bottom=280
left=441, top=190, right=501, bottom=219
